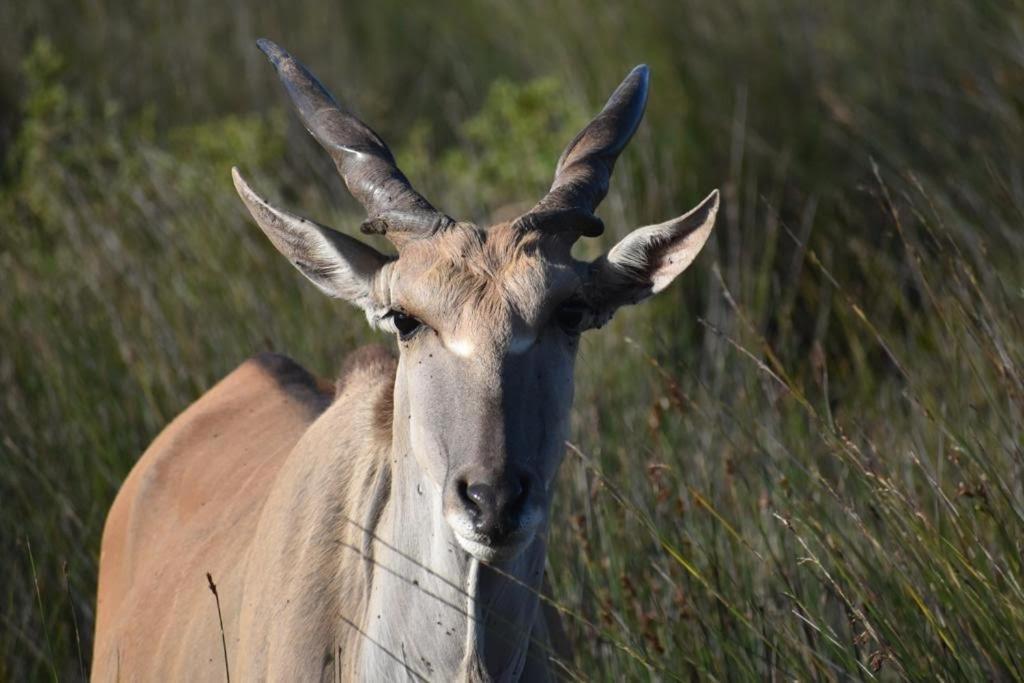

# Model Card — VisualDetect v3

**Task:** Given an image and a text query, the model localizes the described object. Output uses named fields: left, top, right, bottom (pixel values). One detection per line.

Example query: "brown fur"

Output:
left=91, top=350, right=388, bottom=679
left=384, top=222, right=577, bottom=342
left=96, top=47, right=718, bottom=679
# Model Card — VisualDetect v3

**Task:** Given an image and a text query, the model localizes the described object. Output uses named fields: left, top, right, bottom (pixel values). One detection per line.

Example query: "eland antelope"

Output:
left=92, top=39, right=718, bottom=681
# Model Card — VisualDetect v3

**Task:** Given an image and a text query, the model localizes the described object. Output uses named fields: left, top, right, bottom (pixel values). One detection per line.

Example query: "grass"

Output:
left=1, top=0, right=1023, bottom=679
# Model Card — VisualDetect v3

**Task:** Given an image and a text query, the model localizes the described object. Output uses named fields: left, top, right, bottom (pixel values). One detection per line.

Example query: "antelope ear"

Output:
left=589, top=190, right=718, bottom=315
left=232, top=168, right=389, bottom=312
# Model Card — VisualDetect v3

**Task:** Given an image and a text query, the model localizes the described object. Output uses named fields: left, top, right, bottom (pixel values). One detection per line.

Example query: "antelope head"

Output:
left=233, top=40, right=718, bottom=564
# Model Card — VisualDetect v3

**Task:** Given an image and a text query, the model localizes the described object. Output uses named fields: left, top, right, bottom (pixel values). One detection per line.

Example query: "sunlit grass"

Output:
left=2, top=1, right=1023, bottom=679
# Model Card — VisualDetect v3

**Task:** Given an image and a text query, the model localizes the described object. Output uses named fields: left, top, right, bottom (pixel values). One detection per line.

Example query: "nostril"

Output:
left=458, top=480, right=479, bottom=516
left=503, top=476, right=529, bottom=517
left=455, top=475, right=535, bottom=539
left=507, top=477, right=523, bottom=502
left=465, top=483, right=497, bottom=514
left=515, top=476, right=529, bottom=505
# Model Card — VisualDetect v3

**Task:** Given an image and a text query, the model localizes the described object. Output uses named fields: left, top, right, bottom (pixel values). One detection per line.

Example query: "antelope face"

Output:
left=378, top=224, right=583, bottom=562
left=233, top=40, right=718, bottom=564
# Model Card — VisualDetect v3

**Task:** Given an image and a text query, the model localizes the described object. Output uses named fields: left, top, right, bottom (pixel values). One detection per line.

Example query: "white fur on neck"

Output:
left=459, top=558, right=487, bottom=680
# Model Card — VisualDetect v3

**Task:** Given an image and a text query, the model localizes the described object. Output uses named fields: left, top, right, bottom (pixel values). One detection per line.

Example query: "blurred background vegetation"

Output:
left=2, top=0, right=1023, bottom=679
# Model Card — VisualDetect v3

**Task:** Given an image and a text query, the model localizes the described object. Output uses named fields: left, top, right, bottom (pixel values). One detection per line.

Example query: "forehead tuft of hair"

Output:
left=393, top=221, right=567, bottom=328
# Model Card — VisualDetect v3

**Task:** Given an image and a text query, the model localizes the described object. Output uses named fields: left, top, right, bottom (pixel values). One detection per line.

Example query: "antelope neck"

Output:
left=355, top=388, right=547, bottom=682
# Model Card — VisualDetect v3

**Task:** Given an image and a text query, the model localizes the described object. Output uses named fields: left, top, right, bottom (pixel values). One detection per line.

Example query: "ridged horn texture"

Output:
left=256, top=38, right=453, bottom=241
left=515, top=64, right=650, bottom=239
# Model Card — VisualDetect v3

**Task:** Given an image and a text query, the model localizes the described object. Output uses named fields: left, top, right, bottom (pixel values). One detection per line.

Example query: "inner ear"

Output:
left=589, top=189, right=719, bottom=312
left=233, top=168, right=389, bottom=311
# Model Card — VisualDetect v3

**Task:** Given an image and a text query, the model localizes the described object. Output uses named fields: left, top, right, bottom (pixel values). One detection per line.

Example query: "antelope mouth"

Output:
left=447, top=508, right=543, bottom=564
left=452, top=528, right=536, bottom=564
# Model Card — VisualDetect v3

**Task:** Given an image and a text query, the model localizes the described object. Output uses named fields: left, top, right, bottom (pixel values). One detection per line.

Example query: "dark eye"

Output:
left=554, top=301, right=588, bottom=334
left=389, top=311, right=423, bottom=340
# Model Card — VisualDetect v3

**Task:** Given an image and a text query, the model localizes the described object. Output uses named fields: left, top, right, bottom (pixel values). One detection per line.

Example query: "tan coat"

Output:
left=92, top=38, right=717, bottom=681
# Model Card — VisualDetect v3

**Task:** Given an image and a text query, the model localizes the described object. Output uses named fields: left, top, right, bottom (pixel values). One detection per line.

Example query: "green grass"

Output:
left=2, top=0, right=1023, bottom=679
